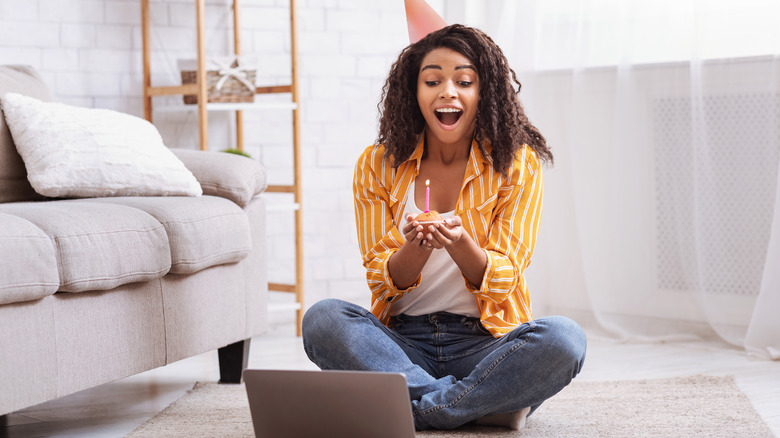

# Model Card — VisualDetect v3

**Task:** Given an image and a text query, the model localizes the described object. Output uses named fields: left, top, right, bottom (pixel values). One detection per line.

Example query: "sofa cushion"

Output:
left=0, top=65, right=51, bottom=203
left=0, top=201, right=171, bottom=292
left=1, top=93, right=203, bottom=199
left=0, top=213, right=59, bottom=305
left=82, top=196, right=252, bottom=274
left=172, top=149, right=267, bottom=208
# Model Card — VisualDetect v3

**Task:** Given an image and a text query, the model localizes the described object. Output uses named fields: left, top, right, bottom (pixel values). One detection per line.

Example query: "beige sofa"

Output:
left=0, top=65, right=268, bottom=416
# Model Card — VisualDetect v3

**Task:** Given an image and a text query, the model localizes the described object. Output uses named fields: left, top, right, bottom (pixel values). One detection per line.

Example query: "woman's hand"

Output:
left=423, top=216, right=466, bottom=249
left=402, top=214, right=429, bottom=247
left=424, top=215, right=487, bottom=289
left=388, top=214, right=435, bottom=290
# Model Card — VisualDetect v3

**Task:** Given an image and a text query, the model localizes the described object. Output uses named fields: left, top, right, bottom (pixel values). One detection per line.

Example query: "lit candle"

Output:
left=425, top=179, right=430, bottom=212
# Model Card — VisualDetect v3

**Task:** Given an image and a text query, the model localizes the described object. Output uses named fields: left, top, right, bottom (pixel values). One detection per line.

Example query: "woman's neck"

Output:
left=424, top=129, right=471, bottom=165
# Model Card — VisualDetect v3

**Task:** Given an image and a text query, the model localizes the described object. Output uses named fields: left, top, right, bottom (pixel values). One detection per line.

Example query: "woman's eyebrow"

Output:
left=420, top=64, right=476, bottom=72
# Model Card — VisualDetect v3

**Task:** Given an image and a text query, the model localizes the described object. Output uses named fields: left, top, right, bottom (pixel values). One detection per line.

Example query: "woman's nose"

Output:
left=440, top=80, right=457, bottom=99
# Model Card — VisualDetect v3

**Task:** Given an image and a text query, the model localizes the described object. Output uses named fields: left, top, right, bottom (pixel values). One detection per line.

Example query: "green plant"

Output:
left=221, top=148, right=252, bottom=158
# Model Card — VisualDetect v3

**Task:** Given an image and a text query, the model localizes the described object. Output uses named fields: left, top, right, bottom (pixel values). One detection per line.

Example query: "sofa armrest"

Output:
left=171, top=148, right=267, bottom=208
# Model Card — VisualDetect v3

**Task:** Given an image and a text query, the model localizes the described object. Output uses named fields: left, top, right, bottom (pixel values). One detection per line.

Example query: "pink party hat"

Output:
left=404, top=0, right=448, bottom=43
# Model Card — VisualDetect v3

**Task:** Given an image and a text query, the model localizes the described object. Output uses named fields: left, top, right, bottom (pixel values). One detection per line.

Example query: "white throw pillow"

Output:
left=0, top=93, right=202, bottom=198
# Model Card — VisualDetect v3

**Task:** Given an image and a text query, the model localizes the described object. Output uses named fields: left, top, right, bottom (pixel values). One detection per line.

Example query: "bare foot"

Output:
left=474, top=406, right=531, bottom=430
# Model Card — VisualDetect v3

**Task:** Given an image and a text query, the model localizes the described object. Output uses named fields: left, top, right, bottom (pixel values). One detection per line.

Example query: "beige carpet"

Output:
left=126, top=375, right=774, bottom=438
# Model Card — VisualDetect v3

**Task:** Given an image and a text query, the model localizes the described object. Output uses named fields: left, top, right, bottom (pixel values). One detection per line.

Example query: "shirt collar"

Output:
left=402, top=134, right=490, bottom=176
left=389, top=135, right=492, bottom=206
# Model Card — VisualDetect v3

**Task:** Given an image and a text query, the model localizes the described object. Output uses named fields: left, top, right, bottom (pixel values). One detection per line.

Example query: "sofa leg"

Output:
left=218, top=339, right=251, bottom=384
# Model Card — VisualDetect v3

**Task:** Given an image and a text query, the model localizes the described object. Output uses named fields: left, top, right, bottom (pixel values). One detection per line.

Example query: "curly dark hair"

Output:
left=376, top=24, right=552, bottom=175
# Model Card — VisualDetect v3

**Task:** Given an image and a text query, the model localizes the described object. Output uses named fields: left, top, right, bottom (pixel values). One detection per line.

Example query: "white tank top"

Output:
left=390, top=179, right=480, bottom=317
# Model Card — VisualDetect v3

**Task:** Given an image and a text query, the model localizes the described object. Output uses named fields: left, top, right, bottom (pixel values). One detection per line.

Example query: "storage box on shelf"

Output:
left=178, top=57, right=257, bottom=105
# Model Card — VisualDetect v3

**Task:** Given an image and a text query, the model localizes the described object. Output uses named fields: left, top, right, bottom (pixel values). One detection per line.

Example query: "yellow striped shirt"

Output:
left=353, top=137, right=544, bottom=337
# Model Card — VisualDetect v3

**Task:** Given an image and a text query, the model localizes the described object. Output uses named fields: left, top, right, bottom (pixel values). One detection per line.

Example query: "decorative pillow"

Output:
left=171, top=148, right=267, bottom=208
left=0, top=92, right=202, bottom=198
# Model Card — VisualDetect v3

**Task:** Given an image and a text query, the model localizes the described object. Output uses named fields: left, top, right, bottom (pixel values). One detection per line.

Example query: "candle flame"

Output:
left=425, top=179, right=430, bottom=186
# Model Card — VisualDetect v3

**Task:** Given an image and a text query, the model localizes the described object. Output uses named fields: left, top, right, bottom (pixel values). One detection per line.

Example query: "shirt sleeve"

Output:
left=466, top=148, right=544, bottom=307
left=353, top=146, right=420, bottom=310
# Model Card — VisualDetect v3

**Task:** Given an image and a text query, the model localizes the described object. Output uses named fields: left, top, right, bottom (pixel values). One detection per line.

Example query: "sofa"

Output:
left=0, top=65, right=269, bottom=417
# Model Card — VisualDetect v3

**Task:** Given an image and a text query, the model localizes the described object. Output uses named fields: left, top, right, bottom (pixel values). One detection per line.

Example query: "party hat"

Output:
left=404, top=0, right=448, bottom=43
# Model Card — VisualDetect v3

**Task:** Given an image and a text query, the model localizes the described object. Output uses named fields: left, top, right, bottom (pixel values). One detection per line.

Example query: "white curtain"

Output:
left=448, top=0, right=780, bottom=360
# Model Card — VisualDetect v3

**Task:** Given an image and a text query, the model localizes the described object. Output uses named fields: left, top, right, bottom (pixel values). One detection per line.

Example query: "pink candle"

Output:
left=425, top=179, right=430, bottom=212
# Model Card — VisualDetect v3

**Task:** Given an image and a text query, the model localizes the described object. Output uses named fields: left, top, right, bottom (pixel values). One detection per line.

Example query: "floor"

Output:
left=2, top=322, right=779, bottom=438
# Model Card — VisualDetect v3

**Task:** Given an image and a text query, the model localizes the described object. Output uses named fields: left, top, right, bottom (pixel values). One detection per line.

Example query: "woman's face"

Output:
left=416, top=47, right=479, bottom=147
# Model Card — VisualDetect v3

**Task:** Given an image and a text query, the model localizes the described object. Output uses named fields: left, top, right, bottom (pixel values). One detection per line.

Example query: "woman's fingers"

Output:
left=446, top=216, right=462, bottom=227
left=425, top=223, right=452, bottom=247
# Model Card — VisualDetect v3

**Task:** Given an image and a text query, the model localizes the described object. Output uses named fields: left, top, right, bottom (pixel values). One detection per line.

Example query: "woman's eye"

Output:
left=425, top=81, right=439, bottom=86
left=458, top=81, right=473, bottom=86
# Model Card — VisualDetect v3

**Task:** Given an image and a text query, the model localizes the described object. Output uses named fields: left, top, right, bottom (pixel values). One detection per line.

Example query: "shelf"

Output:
left=154, top=101, right=298, bottom=113
left=141, top=0, right=305, bottom=336
left=265, top=202, right=300, bottom=212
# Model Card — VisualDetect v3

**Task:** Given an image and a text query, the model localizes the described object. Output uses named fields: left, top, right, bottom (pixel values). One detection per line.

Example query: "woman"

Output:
left=302, top=24, right=586, bottom=431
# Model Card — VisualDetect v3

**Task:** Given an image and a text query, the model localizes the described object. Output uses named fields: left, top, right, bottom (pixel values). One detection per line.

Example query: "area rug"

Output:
left=126, top=375, right=774, bottom=437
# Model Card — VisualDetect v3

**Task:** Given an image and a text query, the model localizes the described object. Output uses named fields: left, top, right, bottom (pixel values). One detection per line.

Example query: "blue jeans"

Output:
left=301, top=299, right=587, bottom=430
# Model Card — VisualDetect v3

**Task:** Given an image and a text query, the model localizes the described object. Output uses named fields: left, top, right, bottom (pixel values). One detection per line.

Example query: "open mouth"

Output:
left=435, top=108, right=462, bottom=126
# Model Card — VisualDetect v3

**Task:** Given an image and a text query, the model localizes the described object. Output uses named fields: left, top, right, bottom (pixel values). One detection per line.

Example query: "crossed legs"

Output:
left=302, top=299, right=587, bottom=430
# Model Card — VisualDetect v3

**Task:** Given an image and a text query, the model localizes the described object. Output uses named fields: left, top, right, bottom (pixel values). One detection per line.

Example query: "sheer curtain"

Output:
left=448, top=0, right=780, bottom=359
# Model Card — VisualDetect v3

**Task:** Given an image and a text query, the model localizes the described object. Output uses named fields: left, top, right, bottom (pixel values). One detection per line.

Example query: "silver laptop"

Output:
left=243, top=369, right=416, bottom=438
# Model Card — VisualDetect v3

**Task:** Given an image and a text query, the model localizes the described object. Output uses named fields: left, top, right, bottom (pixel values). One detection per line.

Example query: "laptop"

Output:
left=243, top=369, right=416, bottom=438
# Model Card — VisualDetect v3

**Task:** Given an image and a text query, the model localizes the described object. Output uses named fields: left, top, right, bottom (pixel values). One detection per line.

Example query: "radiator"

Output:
left=653, top=93, right=780, bottom=297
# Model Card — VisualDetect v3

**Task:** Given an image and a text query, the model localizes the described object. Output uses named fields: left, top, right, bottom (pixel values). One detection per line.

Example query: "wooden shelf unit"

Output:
left=141, top=0, right=305, bottom=336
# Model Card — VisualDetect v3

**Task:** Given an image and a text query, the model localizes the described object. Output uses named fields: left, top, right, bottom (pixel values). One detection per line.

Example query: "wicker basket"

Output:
left=178, top=56, right=257, bottom=104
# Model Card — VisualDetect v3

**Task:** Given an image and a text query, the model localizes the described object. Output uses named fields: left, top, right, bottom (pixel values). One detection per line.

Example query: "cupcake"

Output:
left=414, top=210, right=444, bottom=224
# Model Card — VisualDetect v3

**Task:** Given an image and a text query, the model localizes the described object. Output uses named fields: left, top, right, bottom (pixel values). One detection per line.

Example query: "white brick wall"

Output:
left=0, top=0, right=413, bottom=326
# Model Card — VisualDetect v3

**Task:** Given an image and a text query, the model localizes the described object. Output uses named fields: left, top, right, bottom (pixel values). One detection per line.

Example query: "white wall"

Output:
left=0, top=0, right=413, bottom=324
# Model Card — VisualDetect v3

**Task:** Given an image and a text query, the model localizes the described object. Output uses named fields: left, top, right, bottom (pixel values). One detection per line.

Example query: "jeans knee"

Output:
left=302, top=299, right=344, bottom=363
left=302, top=299, right=342, bottom=341
left=539, top=316, right=587, bottom=372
